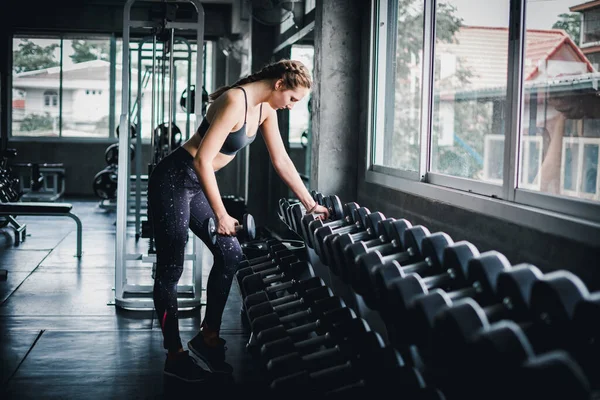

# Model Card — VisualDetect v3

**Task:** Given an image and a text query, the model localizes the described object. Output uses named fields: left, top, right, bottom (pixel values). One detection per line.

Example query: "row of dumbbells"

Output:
left=278, top=194, right=598, bottom=399
left=234, top=236, right=446, bottom=398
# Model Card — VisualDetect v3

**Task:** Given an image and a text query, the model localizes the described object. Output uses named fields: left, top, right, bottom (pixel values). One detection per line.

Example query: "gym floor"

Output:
left=0, top=198, right=268, bottom=399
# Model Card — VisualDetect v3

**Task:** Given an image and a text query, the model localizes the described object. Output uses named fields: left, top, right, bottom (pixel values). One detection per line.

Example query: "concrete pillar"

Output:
left=311, top=0, right=363, bottom=204
left=246, top=20, right=279, bottom=228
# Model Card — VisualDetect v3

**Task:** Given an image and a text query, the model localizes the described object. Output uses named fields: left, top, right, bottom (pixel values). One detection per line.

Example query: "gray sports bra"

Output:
left=197, top=87, right=261, bottom=156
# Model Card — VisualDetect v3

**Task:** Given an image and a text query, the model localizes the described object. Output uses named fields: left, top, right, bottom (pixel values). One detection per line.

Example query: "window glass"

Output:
left=12, top=37, right=61, bottom=137
left=430, top=0, right=509, bottom=182
left=61, top=38, right=111, bottom=138
left=373, top=0, right=424, bottom=172
left=518, top=0, right=600, bottom=202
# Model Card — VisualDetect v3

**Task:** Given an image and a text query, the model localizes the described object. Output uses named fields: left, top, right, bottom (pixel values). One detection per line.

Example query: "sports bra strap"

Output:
left=259, top=103, right=263, bottom=124
left=237, top=87, right=248, bottom=124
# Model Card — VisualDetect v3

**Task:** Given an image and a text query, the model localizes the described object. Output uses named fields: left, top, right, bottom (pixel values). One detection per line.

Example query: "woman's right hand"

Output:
left=216, top=213, right=239, bottom=236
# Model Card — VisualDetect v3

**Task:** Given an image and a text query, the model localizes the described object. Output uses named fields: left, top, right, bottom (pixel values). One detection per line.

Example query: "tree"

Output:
left=13, top=39, right=59, bottom=73
left=20, top=113, right=55, bottom=132
left=388, top=0, right=469, bottom=171
left=552, top=13, right=581, bottom=44
left=70, top=40, right=110, bottom=63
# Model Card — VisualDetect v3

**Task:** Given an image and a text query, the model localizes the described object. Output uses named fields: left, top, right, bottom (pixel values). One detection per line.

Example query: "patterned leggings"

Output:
left=148, top=146, right=244, bottom=352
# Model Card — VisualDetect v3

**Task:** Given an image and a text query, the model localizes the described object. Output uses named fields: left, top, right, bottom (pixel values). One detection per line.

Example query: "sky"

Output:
left=449, top=0, right=586, bottom=29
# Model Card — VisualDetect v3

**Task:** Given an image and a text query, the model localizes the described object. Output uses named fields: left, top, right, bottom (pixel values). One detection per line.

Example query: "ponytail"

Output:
left=208, top=59, right=312, bottom=102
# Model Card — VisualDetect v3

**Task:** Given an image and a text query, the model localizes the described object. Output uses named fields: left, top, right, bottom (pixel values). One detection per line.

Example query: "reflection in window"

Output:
left=12, top=37, right=61, bottom=137
left=431, top=1, right=509, bottom=182
left=518, top=0, right=600, bottom=203
left=373, top=0, right=424, bottom=172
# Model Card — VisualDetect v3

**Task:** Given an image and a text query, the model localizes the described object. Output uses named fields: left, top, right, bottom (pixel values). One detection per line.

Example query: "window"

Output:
left=372, top=0, right=424, bottom=174
left=368, top=0, right=600, bottom=240
left=289, top=44, right=314, bottom=144
left=12, top=35, right=115, bottom=138
left=44, top=90, right=58, bottom=107
left=12, top=37, right=61, bottom=137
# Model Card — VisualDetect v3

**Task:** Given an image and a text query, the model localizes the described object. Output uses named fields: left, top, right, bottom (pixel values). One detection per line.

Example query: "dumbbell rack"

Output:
left=269, top=192, right=599, bottom=399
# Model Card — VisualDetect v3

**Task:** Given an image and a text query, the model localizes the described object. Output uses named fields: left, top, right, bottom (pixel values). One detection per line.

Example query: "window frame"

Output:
left=10, top=32, right=117, bottom=142
left=366, top=0, right=600, bottom=248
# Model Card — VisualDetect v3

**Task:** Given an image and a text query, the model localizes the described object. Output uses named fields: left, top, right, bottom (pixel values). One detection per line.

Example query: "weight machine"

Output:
left=113, top=0, right=206, bottom=310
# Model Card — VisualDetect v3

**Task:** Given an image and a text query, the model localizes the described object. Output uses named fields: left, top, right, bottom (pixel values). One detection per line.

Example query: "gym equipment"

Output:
left=12, top=162, right=65, bottom=202
left=255, top=306, right=358, bottom=348
left=353, top=225, right=434, bottom=293
left=243, top=276, right=326, bottom=311
left=269, top=345, right=411, bottom=396
left=265, top=330, right=387, bottom=380
left=92, top=165, right=118, bottom=200
left=320, top=211, right=386, bottom=271
left=246, top=285, right=334, bottom=322
left=430, top=270, right=589, bottom=371
left=328, top=214, right=395, bottom=276
left=356, top=230, right=453, bottom=306
left=311, top=207, right=372, bottom=260
left=205, top=213, right=256, bottom=244
left=408, top=263, right=543, bottom=363
left=114, top=0, right=206, bottom=310
left=259, top=316, right=369, bottom=361
left=242, top=261, right=317, bottom=299
left=241, top=260, right=315, bottom=298
left=342, top=218, right=413, bottom=283
left=456, top=322, right=592, bottom=400
left=251, top=295, right=347, bottom=335
left=104, top=143, right=136, bottom=165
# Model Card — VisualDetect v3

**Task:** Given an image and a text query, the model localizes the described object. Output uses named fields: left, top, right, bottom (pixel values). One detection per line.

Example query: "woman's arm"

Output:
left=260, top=107, right=329, bottom=219
left=193, top=91, right=244, bottom=235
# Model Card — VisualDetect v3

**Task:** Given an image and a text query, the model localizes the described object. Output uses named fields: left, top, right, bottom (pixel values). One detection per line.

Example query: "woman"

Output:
left=147, top=59, right=330, bottom=382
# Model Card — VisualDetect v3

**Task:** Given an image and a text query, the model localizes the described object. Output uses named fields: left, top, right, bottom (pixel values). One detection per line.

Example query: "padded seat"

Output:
left=0, top=202, right=72, bottom=214
left=0, top=202, right=82, bottom=257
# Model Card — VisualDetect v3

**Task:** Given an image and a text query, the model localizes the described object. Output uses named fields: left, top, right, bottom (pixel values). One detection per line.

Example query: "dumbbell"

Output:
left=204, top=213, right=256, bottom=244
left=383, top=247, right=505, bottom=352
left=255, top=306, right=358, bottom=347
left=247, top=296, right=349, bottom=352
left=408, top=262, right=544, bottom=364
left=259, top=316, right=370, bottom=361
left=571, top=292, right=600, bottom=388
left=356, top=231, right=454, bottom=307
left=243, top=276, right=327, bottom=311
left=246, top=285, right=334, bottom=323
left=311, top=207, right=372, bottom=260
left=237, top=254, right=305, bottom=301
left=457, top=322, right=592, bottom=400
left=251, top=295, right=347, bottom=336
left=241, top=260, right=315, bottom=298
left=265, top=330, right=387, bottom=380
left=429, top=270, right=590, bottom=373
left=239, top=239, right=303, bottom=268
left=289, top=194, right=339, bottom=237
left=301, top=200, right=360, bottom=249
left=339, top=218, right=413, bottom=284
left=269, top=345, right=414, bottom=396
left=328, top=214, right=395, bottom=277
left=321, top=211, right=387, bottom=273
left=235, top=247, right=303, bottom=285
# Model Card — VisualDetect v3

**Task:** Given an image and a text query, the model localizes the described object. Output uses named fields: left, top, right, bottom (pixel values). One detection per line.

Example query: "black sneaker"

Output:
left=188, top=335, right=234, bottom=374
left=163, top=350, right=212, bottom=383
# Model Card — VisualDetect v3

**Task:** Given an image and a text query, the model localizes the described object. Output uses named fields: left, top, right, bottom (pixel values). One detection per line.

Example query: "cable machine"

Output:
left=113, top=0, right=205, bottom=310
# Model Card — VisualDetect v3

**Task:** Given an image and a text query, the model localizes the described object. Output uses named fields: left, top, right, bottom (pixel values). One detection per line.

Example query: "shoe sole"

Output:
left=188, top=340, right=233, bottom=375
left=163, top=370, right=207, bottom=383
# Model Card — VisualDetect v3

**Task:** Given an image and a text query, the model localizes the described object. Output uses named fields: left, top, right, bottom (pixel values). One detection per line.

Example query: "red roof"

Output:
left=435, top=26, right=595, bottom=91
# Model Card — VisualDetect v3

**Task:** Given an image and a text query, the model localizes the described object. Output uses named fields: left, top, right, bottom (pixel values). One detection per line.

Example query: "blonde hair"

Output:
left=209, top=59, right=312, bottom=102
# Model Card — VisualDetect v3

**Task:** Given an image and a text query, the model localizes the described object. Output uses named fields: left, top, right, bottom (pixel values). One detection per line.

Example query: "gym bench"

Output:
left=0, top=202, right=82, bottom=257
